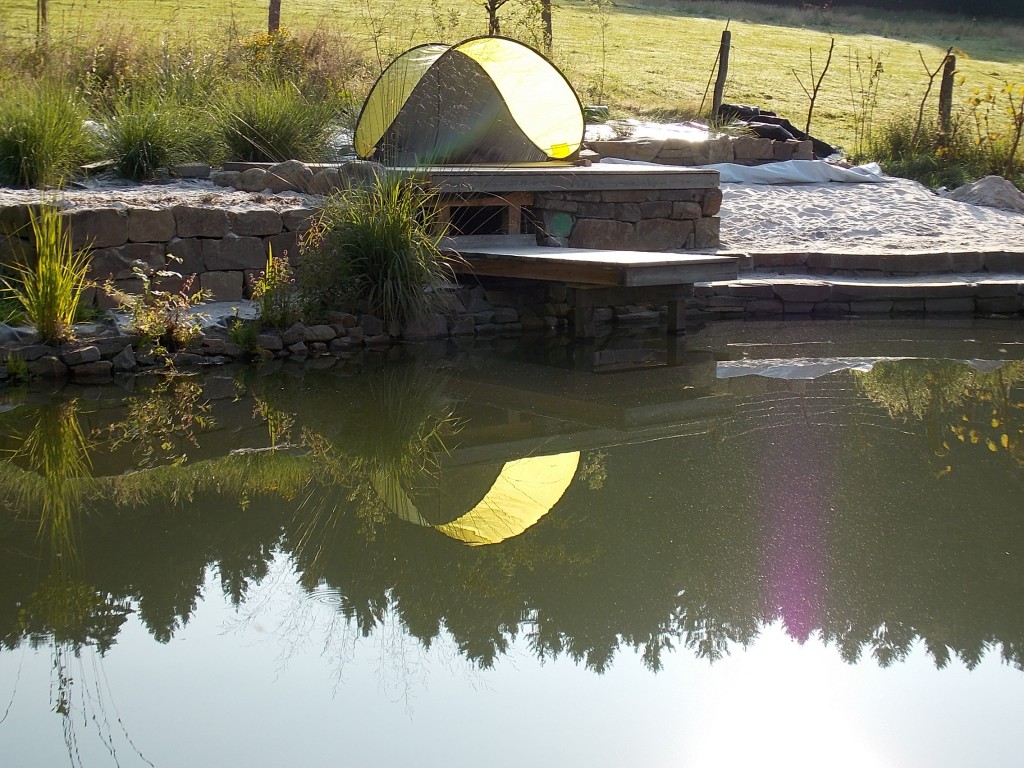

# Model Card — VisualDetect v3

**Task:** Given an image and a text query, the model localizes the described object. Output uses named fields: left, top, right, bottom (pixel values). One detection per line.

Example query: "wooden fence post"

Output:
left=712, top=30, right=731, bottom=116
left=938, top=53, right=956, bottom=137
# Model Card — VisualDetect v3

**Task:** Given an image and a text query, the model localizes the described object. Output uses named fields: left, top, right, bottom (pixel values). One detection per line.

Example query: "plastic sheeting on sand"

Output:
left=599, top=157, right=889, bottom=184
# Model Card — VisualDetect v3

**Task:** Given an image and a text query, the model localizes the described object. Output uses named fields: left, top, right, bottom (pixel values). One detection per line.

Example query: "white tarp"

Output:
left=708, top=160, right=889, bottom=184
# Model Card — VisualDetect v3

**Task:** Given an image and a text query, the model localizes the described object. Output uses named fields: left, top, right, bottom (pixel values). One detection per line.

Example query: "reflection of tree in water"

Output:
left=3, top=359, right=1024, bottom=686
left=855, top=359, right=1024, bottom=468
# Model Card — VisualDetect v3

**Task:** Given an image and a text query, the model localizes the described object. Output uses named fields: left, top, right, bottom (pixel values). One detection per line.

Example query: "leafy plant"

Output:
left=964, top=82, right=1024, bottom=179
left=105, top=259, right=207, bottom=351
left=300, top=173, right=458, bottom=327
left=0, top=204, right=92, bottom=344
left=249, top=246, right=298, bottom=329
left=0, top=81, right=94, bottom=187
left=227, top=314, right=261, bottom=353
left=217, top=78, right=341, bottom=162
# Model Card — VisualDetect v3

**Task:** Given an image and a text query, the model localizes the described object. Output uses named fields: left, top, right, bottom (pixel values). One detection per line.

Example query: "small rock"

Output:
left=304, top=324, right=336, bottom=343
left=202, top=338, right=228, bottom=354
left=337, top=159, right=384, bottom=189
left=211, top=170, right=241, bottom=188
left=171, top=352, right=204, bottom=367
left=287, top=341, right=308, bottom=355
left=359, top=315, right=386, bottom=337
left=111, top=345, right=137, bottom=371
left=237, top=168, right=270, bottom=193
left=329, top=336, right=356, bottom=353
left=174, top=163, right=211, bottom=179
left=403, top=313, right=449, bottom=340
left=266, top=160, right=314, bottom=193
left=19, top=344, right=55, bottom=362
left=280, top=322, right=306, bottom=346
left=71, top=360, right=113, bottom=383
left=327, top=311, right=358, bottom=328
left=492, top=307, right=519, bottom=324
left=61, top=345, right=101, bottom=366
left=257, top=333, right=284, bottom=351
left=27, top=355, right=68, bottom=379
left=449, top=317, right=475, bottom=336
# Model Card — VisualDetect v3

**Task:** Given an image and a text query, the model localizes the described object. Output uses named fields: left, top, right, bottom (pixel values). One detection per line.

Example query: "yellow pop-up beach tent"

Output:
left=354, top=36, right=584, bottom=166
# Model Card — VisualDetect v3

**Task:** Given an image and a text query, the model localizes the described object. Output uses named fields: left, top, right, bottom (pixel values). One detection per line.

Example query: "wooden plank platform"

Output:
left=444, top=236, right=738, bottom=288
left=404, top=164, right=721, bottom=194
left=443, top=235, right=740, bottom=338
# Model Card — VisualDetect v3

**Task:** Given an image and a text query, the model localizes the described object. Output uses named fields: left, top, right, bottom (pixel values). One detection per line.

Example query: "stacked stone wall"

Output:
left=534, top=187, right=722, bottom=250
left=0, top=202, right=315, bottom=305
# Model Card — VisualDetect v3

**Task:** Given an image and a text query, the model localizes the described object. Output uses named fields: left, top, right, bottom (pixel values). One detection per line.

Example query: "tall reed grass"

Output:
left=0, top=205, right=91, bottom=343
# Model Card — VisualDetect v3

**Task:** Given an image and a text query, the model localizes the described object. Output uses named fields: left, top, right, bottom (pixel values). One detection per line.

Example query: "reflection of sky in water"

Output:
left=3, top=558, right=1021, bottom=768
left=5, top=331, right=1024, bottom=766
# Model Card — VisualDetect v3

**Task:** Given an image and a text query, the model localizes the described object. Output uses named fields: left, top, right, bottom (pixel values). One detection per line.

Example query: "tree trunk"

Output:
left=541, top=0, right=553, bottom=53
left=269, top=0, right=281, bottom=33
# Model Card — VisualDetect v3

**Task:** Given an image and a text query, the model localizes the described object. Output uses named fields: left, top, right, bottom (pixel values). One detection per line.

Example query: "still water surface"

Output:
left=2, top=318, right=1024, bottom=767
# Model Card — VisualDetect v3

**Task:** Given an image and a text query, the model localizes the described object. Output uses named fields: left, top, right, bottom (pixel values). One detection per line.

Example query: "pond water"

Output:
left=2, top=318, right=1024, bottom=768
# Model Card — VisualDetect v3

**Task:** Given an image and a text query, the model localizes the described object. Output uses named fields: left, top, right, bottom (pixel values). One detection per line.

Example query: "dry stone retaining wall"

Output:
left=534, top=187, right=722, bottom=250
left=0, top=201, right=315, bottom=305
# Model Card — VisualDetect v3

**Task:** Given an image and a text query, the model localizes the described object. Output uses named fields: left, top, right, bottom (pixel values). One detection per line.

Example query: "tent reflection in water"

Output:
left=372, top=452, right=581, bottom=545
left=354, top=36, right=585, bottom=166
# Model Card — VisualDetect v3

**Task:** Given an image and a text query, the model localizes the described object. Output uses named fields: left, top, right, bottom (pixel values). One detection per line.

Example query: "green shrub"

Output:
left=300, top=173, right=458, bottom=327
left=0, top=205, right=91, bottom=344
left=0, top=82, right=95, bottom=188
left=217, top=79, right=341, bottom=162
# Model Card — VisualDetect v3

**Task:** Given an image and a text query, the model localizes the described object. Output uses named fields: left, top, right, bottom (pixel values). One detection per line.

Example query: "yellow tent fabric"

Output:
left=354, top=36, right=584, bottom=165
left=371, top=451, right=581, bottom=546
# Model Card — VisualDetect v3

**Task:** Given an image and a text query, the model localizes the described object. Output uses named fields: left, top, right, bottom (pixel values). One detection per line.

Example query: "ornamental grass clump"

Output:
left=100, top=91, right=198, bottom=180
left=0, top=205, right=91, bottom=344
left=300, top=174, right=458, bottom=327
left=0, top=82, right=95, bottom=188
left=217, top=79, right=341, bottom=162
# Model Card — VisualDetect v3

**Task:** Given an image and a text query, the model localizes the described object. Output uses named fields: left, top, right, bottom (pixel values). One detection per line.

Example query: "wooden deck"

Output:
left=443, top=235, right=740, bottom=337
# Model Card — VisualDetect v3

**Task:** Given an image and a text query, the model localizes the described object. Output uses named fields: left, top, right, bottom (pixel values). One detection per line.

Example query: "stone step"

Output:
left=693, top=271, right=1024, bottom=316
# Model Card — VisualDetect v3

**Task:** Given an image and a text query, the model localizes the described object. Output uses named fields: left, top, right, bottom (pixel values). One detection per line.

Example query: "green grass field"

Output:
left=2, top=0, right=1024, bottom=153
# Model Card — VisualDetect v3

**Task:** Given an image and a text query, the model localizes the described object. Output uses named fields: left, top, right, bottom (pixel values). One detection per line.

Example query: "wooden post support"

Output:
left=712, top=30, right=731, bottom=116
left=938, top=54, right=956, bottom=137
